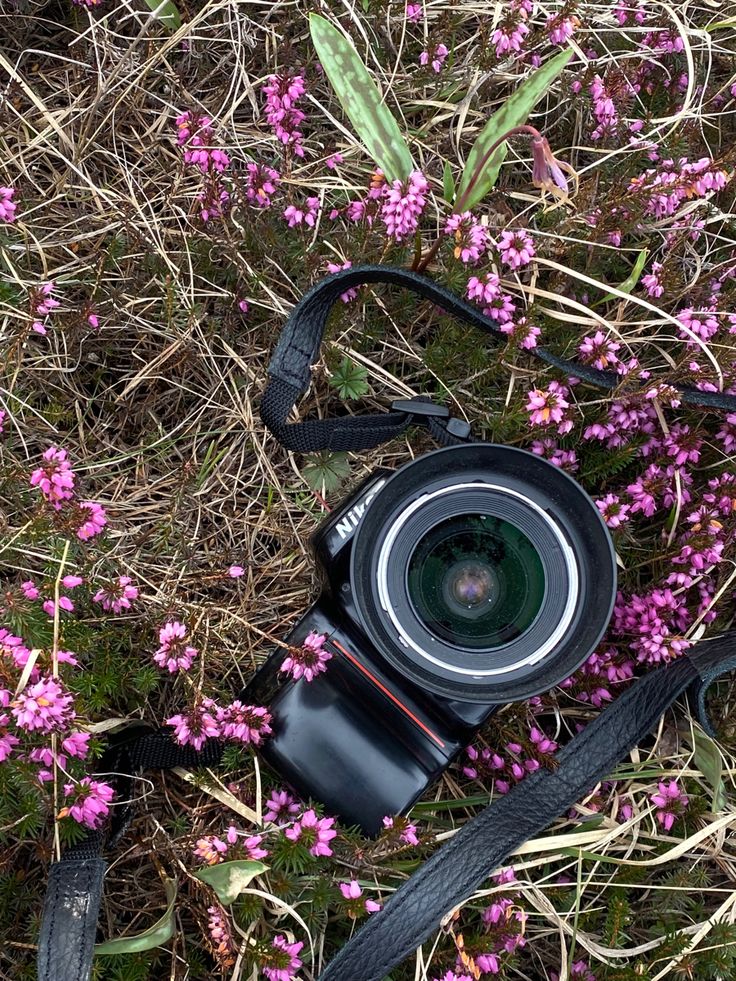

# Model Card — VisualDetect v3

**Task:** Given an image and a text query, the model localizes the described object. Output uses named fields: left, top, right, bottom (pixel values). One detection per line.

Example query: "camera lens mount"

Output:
left=350, top=444, right=616, bottom=703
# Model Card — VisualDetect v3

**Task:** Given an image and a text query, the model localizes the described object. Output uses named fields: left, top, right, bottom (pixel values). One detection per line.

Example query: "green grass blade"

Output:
left=442, top=160, right=456, bottom=203
left=95, top=878, right=177, bottom=955
left=455, top=48, right=574, bottom=212
left=310, top=14, right=413, bottom=182
left=595, top=248, right=649, bottom=305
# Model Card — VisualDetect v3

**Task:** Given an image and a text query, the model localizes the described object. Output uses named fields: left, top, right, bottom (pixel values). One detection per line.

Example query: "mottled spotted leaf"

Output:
left=143, top=0, right=181, bottom=30
left=310, top=14, right=413, bottom=182
left=455, top=48, right=574, bottom=212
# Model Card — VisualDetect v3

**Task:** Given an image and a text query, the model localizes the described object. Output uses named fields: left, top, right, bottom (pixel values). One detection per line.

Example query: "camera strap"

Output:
left=38, top=265, right=736, bottom=981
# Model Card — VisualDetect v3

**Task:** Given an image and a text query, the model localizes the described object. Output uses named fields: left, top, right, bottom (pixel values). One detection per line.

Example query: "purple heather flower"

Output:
left=60, top=778, right=114, bottom=829
left=30, top=446, right=75, bottom=510
left=216, top=701, right=272, bottom=745
left=154, top=620, right=198, bottom=673
left=280, top=631, right=332, bottom=682
left=284, top=808, right=337, bottom=857
left=0, top=186, right=18, bottom=223
left=264, top=789, right=301, bottom=824
left=166, top=700, right=221, bottom=750
left=650, top=779, right=689, bottom=831
left=497, top=229, right=535, bottom=270
left=380, top=170, right=428, bottom=242
left=263, top=934, right=303, bottom=981
left=445, top=212, right=489, bottom=264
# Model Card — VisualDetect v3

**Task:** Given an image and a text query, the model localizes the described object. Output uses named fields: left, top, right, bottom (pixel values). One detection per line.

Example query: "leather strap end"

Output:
left=38, top=858, right=106, bottom=981
left=687, top=636, right=736, bottom=738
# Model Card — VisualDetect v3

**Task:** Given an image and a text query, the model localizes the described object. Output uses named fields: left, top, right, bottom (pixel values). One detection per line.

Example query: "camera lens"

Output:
left=407, top=515, right=545, bottom=648
left=350, top=444, right=617, bottom=703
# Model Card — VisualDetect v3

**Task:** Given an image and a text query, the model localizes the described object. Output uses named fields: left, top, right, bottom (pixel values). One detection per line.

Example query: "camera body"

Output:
left=243, top=445, right=616, bottom=835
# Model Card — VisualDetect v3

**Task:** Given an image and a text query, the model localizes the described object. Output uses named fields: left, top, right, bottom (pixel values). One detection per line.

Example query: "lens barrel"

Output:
left=350, top=444, right=616, bottom=703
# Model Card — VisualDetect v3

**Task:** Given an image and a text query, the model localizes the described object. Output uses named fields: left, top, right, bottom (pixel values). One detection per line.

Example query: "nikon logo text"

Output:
left=335, top=479, right=386, bottom=541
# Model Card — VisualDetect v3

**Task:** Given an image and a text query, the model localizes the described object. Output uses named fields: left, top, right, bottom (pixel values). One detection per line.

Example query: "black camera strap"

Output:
left=38, top=265, right=736, bottom=981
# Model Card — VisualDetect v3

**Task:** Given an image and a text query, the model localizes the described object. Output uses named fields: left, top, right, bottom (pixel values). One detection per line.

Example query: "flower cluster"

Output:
left=93, top=576, right=138, bottom=613
left=207, top=904, right=236, bottom=967
left=650, top=779, right=689, bottom=831
left=445, top=212, right=489, bottom=264
left=166, top=696, right=272, bottom=751
left=175, top=111, right=232, bottom=223
left=279, top=630, right=332, bottom=682
left=339, top=879, right=381, bottom=915
left=382, top=814, right=420, bottom=846
left=464, top=726, right=557, bottom=795
left=420, top=43, right=449, bottom=73
left=154, top=620, right=198, bottom=673
left=284, top=196, right=320, bottom=228
left=245, top=163, right=281, bottom=209
left=29, top=282, right=60, bottom=336
left=0, top=186, right=17, bottom=223
left=497, top=229, right=535, bottom=270
left=381, top=170, right=429, bottom=241
left=262, top=935, right=303, bottom=981
left=263, top=72, right=307, bottom=157
left=283, top=808, right=337, bottom=857
left=466, top=272, right=515, bottom=323
left=526, top=382, right=574, bottom=435
left=29, top=446, right=107, bottom=542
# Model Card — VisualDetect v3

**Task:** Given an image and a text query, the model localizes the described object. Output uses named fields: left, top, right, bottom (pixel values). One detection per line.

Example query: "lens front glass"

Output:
left=407, top=513, right=545, bottom=649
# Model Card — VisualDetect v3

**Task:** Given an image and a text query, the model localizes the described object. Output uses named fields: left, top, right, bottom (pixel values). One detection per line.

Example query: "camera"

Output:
left=243, top=443, right=617, bottom=835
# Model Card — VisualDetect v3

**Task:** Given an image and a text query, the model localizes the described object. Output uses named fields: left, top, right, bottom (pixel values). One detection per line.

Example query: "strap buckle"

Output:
left=391, top=397, right=472, bottom=441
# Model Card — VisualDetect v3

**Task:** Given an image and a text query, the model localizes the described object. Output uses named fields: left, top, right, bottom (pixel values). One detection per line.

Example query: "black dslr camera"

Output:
left=244, top=443, right=616, bottom=835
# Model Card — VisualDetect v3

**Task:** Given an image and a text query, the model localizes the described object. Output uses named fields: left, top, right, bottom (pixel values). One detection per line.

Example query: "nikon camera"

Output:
left=243, top=443, right=616, bottom=835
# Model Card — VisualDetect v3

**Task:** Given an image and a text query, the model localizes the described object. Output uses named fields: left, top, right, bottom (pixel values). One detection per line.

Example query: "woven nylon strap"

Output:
left=38, top=265, right=736, bottom=981
left=260, top=264, right=736, bottom=453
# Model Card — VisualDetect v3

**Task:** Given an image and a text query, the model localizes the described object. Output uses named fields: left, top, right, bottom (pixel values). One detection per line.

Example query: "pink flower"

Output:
left=326, top=260, right=358, bottom=302
left=434, top=974, right=473, bottom=981
left=0, top=186, right=17, bottom=223
left=43, top=596, right=75, bottom=618
left=216, top=701, right=272, bottom=745
left=382, top=815, right=419, bottom=845
left=166, top=701, right=221, bottom=751
left=228, top=565, right=245, bottom=577
left=578, top=331, right=621, bottom=371
left=30, top=446, right=76, bottom=510
left=326, top=152, right=344, bottom=169
left=339, top=880, right=381, bottom=913
left=207, top=904, right=235, bottom=962
left=175, top=112, right=230, bottom=173
left=547, top=14, right=576, bottom=45
left=531, top=135, right=571, bottom=197
left=445, top=212, right=489, bottom=264
left=501, top=316, right=541, bottom=351
left=245, top=163, right=281, bottom=208
left=641, top=261, right=664, bottom=298
left=93, top=576, right=138, bottom=613
left=406, top=2, right=422, bottom=21
left=263, top=72, right=307, bottom=157
left=264, top=789, right=301, bottom=824
left=467, top=272, right=501, bottom=306
left=22, top=580, right=40, bottom=600
left=0, top=628, right=31, bottom=668
left=194, top=835, right=228, bottom=864
left=12, top=676, right=75, bottom=732
left=87, top=313, right=99, bottom=329
left=526, top=383, right=571, bottom=431
left=154, top=620, right=198, bottom=672
left=283, top=196, right=320, bottom=228
left=595, top=494, right=630, bottom=529
left=650, top=779, right=689, bottom=831
left=0, top=716, right=20, bottom=762
left=497, top=229, right=535, bottom=269
left=380, top=170, right=428, bottom=242
left=237, top=300, right=249, bottom=315
left=62, top=731, right=91, bottom=758
left=420, top=43, right=449, bottom=73
left=280, top=631, right=332, bottom=682
left=284, top=808, right=337, bottom=857
left=76, top=501, right=107, bottom=541
left=0, top=410, right=5, bottom=434
left=60, top=778, right=114, bottom=829
left=263, top=934, right=303, bottom=981
left=492, top=21, right=529, bottom=57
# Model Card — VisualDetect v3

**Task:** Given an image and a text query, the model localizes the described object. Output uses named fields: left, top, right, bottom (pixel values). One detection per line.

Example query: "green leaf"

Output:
left=692, top=730, right=727, bottom=811
left=442, top=160, right=455, bottom=203
left=455, top=48, right=574, bottom=212
left=329, top=357, right=370, bottom=401
left=310, top=14, right=413, bottom=182
left=142, top=0, right=181, bottom=30
left=705, top=17, right=736, bottom=31
left=95, top=878, right=177, bottom=955
left=302, top=451, right=352, bottom=494
left=595, top=248, right=649, bottom=305
left=194, top=860, right=268, bottom=905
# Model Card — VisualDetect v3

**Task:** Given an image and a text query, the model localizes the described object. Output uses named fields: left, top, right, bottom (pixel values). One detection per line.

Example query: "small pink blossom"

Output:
left=326, top=152, right=344, bottom=170
left=578, top=331, right=621, bottom=371
left=264, top=789, right=301, bottom=824
left=154, top=620, right=198, bottom=673
left=283, top=196, right=320, bottom=228
left=60, top=778, right=114, bottom=829
left=263, top=935, right=304, bottom=981
left=216, top=701, right=272, bottom=745
left=228, top=565, right=245, bottom=578
left=406, top=2, right=422, bottom=21
left=284, top=808, right=337, bottom=857
left=93, top=576, right=138, bottom=613
left=76, top=501, right=107, bottom=541
left=237, top=300, right=249, bottom=315
left=30, top=446, right=76, bottom=510
left=596, top=494, right=631, bottom=529
left=650, top=779, right=689, bottom=831
left=0, top=628, right=31, bottom=668
left=339, top=880, right=381, bottom=913
left=194, top=835, right=228, bottom=864
left=166, top=701, right=221, bottom=751
left=42, top=596, right=75, bottom=618
left=445, top=212, right=489, bottom=264
left=245, top=163, right=281, bottom=208
left=497, top=229, right=535, bottom=270
left=382, top=815, right=419, bottom=845
left=327, top=260, right=358, bottom=302
left=280, top=631, right=332, bottom=682
left=263, top=72, right=307, bottom=157
left=0, top=186, right=17, bottom=223
left=547, top=14, right=576, bottom=44
left=526, top=382, right=572, bottom=433
left=420, top=43, right=449, bottom=73
left=12, top=676, right=75, bottom=732
left=21, top=580, right=40, bottom=601
left=492, top=21, right=529, bottom=57
left=381, top=170, right=428, bottom=242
